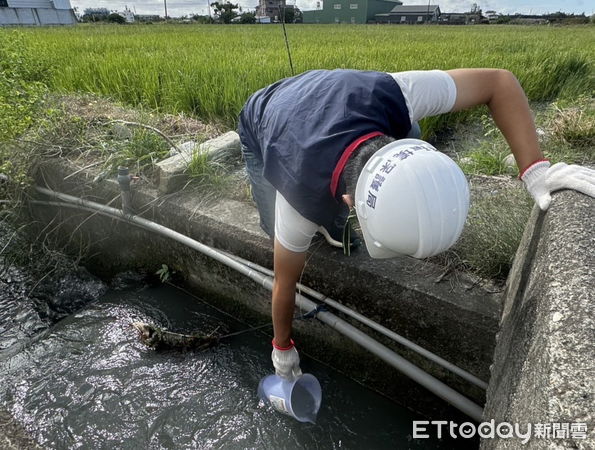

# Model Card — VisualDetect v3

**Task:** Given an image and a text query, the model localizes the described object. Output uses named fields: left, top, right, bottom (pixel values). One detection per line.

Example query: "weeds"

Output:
left=106, top=128, right=170, bottom=176
left=0, top=31, right=50, bottom=202
left=0, top=31, right=50, bottom=143
left=187, top=146, right=232, bottom=193
left=547, top=97, right=595, bottom=157
left=438, top=186, right=534, bottom=280
left=457, top=142, right=517, bottom=176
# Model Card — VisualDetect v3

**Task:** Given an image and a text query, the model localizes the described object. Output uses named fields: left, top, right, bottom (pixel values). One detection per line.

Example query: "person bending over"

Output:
left=238, top=68, right=595, bottom=380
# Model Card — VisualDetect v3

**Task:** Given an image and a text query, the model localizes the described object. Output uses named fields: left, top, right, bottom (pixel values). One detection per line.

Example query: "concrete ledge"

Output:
left=482, top=191, right=594, bottom=449
left=31, top=158, right=503, bottom=420
left=156, top=131, right=240, bottom=194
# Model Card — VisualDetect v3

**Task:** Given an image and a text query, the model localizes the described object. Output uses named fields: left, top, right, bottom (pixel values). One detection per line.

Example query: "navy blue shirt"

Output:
left=239, top=69, right=411, bottom=230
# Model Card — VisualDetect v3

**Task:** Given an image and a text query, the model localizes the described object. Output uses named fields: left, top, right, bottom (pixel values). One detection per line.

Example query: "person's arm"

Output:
left=269, top=238, right=307, bottom=380
left=272, top=238, right=306, bottom=347
left=269, top=192, right=318, bottom=379
left=446, top=68, right=595, bottom=209
left=446, top=68, right=543, bottom=172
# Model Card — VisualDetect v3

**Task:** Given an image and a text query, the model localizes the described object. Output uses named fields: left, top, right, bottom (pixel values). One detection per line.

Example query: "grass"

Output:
left=434, top=186, right=534, bottom=280
left=106, top=128, right=170, bottom=176
left=187, top=145, right=233, bottom=191
left=8, top=24, right=594, bottom=133
left=457, top=187, right=534, bottom=279
left=0, top=31, right=49, bottom=143
left=458, top=142, right=517, bottom=176
left=547, top=96, right=595, bottom=153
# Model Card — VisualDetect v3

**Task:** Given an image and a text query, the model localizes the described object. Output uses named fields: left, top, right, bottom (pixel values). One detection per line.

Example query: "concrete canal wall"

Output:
left=481, top=192, right=594, bottom=449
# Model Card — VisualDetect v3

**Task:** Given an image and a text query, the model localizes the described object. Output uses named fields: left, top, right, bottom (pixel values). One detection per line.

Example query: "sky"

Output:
left=70, top=0, right=593, bottom=17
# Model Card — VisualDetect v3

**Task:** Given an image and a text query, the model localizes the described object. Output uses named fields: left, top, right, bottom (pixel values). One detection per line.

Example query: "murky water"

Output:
left=0, top=222, right=470, bottom=449
left=0, top=277, right=456, bottom=449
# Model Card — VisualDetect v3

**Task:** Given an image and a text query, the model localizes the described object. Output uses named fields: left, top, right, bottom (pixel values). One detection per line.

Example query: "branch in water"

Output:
left=131, top=322, right=220, bottom=351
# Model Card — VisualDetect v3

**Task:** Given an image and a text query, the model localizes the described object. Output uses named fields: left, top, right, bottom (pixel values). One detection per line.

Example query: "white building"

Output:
left=484, top=10, right=499, bottom=22
left=0, top=0, right=77, bottom=26
left=117, top=8, right=135, bottom=23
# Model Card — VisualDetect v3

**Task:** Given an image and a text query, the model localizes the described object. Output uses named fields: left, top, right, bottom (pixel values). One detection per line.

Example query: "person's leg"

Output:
left=406, top=121, right=422, bottom=139
left=241, top=143, right=276, bottom=238
left=318, top=204, right=361, bottom=249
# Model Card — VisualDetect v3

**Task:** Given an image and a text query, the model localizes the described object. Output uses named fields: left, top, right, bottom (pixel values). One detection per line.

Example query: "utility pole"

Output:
left=427, top=0, right=431, bottom=23
left=164, top=0, right=168, bottom=20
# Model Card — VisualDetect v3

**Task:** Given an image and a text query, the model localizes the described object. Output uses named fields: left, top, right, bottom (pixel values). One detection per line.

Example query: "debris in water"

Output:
left=132, top=322, right=219, bottom=351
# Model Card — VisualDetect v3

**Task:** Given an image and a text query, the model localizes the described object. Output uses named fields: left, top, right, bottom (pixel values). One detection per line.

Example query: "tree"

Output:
left=239, top=12, right=256, bottom=24
left=495, top=15, right=511, bottom=24
left=81, top=7, right=110, bottom=22
left=210, top=2, right=239, bottom=24
left=283, top=6, right=302, bottom=23
left=192, top=14, right=214, bottom=23
left=107, top=13, right=126, bottom=24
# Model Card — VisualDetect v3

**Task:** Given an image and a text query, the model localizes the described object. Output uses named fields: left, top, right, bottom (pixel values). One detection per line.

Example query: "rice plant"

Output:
left=6, top=24, right=593, bottom=135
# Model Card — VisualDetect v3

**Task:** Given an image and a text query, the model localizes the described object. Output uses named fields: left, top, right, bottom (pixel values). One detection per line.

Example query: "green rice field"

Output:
left=9, top=24, right=595, bottom=127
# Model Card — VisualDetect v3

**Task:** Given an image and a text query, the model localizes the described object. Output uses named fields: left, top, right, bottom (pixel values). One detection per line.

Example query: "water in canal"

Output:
left=1, top=239, right=451, bottom=448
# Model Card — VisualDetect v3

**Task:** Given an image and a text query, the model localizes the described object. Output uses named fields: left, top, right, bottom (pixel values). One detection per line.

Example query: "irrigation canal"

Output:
left=0, top=225, right=461, bottom=449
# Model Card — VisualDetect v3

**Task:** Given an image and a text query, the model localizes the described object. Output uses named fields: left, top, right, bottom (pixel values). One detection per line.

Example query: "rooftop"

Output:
left=388, top=4, right=440, bottom=13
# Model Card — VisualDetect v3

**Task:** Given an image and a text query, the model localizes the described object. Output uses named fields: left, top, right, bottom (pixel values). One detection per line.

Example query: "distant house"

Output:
left=484, top=10, right=499, bottom=22
left=438, top=12, right=466, bottom=24
left=508, top=14, right=549, bottom=25
left=439, top=10, right=483, bottom=24
left=0, top=0, right=76, bottom=25
left=256, top=0, right=289, bottom=22
left=135, top=14, right=160, bottom=22
left=375, top=4, right=440, bottom=24
left=303, top=0, right=402, bottom=24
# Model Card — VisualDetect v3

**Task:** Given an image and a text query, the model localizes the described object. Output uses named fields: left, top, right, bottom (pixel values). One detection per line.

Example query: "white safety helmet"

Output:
left=354, top=139, right=469, bottom=259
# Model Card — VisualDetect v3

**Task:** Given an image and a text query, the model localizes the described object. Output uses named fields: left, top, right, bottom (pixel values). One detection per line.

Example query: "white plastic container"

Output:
left=257, top=374, right=322, bottom=424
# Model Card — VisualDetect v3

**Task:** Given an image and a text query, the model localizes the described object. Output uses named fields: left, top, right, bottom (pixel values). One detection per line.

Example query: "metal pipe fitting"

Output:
left=116, top=167, right=133, bottom=215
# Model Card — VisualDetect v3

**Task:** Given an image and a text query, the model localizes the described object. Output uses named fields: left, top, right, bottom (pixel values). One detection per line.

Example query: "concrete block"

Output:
left=157, top=131, right=240, bottom=194
left=481, top=191, right=594, bottom=449
left=168, top=140, right=197, bottom=157
left=198, top=131, right=241, bottom=161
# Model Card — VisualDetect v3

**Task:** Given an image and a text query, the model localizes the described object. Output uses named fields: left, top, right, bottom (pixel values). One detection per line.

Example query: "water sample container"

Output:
left=258, top=374, right=322, bottom=424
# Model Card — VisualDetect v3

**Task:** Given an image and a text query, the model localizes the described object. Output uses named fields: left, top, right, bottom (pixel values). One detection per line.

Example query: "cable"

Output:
left=280, top=3, right=294, bottom=76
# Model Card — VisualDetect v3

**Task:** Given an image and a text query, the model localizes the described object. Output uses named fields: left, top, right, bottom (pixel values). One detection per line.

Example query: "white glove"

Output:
left=271, top=339, right=302, bottom=381
left=521, top=160, right=595, bottom=210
